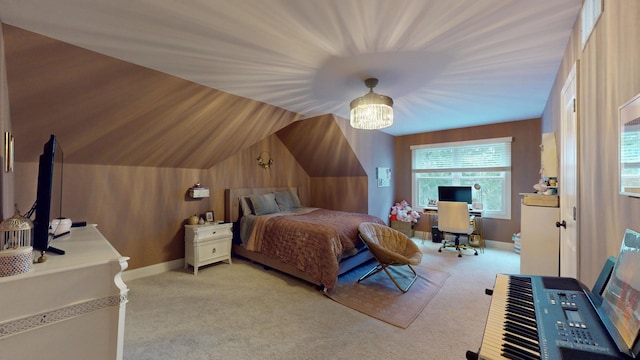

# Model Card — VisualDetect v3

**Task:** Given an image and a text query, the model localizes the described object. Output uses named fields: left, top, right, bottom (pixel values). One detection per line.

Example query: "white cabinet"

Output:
left=520, top=204, right=560, bottom=276
left=184, top=223, right=232, bottom=275
left=0, top=225, right=128, bottom=360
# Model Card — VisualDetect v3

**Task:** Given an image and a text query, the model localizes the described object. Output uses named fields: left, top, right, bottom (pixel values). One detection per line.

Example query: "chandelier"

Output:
left=349, top=78, right=393, bottom=130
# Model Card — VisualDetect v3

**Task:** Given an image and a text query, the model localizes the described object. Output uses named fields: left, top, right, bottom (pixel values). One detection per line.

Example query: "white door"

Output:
left=559, top=62, right=579, bottom=278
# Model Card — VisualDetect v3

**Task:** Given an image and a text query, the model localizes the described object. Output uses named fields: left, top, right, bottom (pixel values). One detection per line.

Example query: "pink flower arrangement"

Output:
left=389, top=200, right=421, bottom=223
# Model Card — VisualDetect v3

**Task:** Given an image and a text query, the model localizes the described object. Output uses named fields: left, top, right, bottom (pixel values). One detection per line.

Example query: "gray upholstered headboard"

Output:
left=225, top=187, right=298, bottom=223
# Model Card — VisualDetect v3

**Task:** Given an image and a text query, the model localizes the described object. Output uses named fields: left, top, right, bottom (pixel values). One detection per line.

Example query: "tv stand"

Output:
left=47, top=246, right=65, bottom=255
left=38, top=231, right=72, bottom=259
left=53, top=231, right=70, bottom=239
left=0, top=225, right=129, bottom=359
left=35, top=246, right=66, bottom=263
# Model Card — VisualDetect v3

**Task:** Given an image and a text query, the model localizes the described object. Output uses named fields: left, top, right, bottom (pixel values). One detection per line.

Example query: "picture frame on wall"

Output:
left=205, top=211, right=214, bottom=222
left=619, top=93, right=640, bottom=198
left=377, top=167, right=391, bottom=187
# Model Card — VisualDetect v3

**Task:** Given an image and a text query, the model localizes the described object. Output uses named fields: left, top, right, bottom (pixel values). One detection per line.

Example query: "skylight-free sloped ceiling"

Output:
left=3, top=24, right=300, bottom=167
left=276, top=114, right=366, bottom=178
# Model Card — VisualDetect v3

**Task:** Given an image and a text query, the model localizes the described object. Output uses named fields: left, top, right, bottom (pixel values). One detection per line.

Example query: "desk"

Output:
left=423, top=206, right=483, bottom=216
left=417, top=207, right=483, bottom=251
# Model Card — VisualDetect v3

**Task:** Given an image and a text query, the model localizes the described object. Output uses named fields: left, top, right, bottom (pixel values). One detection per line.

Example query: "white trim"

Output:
left=411, top=137, right=513, bottom=219
left=0, top=295, right=127, bottom=339
left=122, top=258, right=184, bottom=281
left=410, top=136, right=513, bottom=150
left=484, top=239, right=516, bottom=251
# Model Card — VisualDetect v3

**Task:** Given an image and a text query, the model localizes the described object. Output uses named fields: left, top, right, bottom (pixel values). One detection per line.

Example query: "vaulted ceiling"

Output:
left=3, top=24, right=301, bottom=168
left=1, top=1, right=582, bottom=167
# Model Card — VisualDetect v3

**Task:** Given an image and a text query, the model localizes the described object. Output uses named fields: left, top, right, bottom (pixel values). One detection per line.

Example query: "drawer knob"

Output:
left=212, top=231, right=217, bottom=235
left=211, top=248, right=216, bottom=254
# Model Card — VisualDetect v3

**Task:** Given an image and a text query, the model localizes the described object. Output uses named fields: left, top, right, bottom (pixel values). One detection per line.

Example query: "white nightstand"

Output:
left=184, top=222, right=233, bottom=275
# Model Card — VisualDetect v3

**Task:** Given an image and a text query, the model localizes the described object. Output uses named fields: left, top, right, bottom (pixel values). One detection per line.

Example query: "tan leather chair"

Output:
left=357, top=222, right=423, bottom=293
left=437, top=201, right=478, bottom=257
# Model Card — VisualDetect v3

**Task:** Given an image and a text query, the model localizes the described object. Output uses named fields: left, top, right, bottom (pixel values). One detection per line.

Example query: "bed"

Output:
left=224, top=187, right=384, bottom=290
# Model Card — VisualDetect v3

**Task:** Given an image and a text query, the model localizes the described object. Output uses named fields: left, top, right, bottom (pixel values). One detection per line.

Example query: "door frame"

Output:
left=559, top=61, right=579, bottom=278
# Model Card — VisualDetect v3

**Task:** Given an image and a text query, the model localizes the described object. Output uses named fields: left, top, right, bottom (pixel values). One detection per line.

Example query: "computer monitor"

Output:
left=437, top=186, right=472, bottom=204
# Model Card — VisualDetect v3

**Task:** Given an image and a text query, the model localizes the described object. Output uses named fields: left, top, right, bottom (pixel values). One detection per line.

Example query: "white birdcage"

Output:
left=0, top=209, right=34, bottom=250
left=0, top=208, right=34, bottom=276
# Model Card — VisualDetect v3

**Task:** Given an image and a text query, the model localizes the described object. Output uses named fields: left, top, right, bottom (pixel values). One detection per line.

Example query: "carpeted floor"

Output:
left=326, top=262, right=449, bottom=328
left=124, top=240, right=520, bottom=360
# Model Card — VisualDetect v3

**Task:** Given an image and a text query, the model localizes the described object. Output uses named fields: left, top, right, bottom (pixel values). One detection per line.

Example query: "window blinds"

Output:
left=411, top=137, right=512, bottom=172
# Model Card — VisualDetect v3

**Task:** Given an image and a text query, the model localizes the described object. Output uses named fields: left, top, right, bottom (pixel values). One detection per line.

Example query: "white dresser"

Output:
left=184, top=223, right=233, bottom=275
left=0, top=225, right=129, bottom=360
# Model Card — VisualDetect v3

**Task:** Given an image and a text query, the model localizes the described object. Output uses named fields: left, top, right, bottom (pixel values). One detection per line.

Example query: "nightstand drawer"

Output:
left=199, top=239, right=231, bottom=262
left=191, top=227, right=231, bottom=242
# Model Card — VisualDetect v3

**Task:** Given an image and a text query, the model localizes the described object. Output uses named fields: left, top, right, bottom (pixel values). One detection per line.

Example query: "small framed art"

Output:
left=205, top=211, right=214, bottom=222
left=377, top=167, right=391, bottom=187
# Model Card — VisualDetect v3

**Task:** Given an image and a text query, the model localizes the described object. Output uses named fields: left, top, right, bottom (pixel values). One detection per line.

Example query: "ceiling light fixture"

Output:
left=349, top=78, right=393, bottom=130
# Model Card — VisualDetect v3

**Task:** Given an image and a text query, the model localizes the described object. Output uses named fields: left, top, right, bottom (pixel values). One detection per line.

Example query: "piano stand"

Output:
left=465, top=350, right=479, bottom=360
left=485, top=288, right=493, bottom=296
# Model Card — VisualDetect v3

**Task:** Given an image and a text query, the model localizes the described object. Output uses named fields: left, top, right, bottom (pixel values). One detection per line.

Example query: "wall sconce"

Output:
left=188, top=183, right=210, bottom=199
left=257, top=151, right=273, bottom=169
left=4, top=132, right=14, bottom=173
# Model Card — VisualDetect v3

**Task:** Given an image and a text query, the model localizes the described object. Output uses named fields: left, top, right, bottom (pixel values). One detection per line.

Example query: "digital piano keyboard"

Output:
left=472, top=274, right=630, bottom=360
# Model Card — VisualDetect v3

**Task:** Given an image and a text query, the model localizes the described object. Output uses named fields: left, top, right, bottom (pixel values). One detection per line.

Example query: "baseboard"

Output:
left=122, top=258, right=184, bottom=282
left=483, top=239, right=514, bottom=251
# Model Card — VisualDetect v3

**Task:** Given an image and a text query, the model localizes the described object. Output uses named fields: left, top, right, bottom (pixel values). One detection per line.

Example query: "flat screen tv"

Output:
left=438, top=186, right=472, bottom=204
left=32, top=134, right=65, bottom=255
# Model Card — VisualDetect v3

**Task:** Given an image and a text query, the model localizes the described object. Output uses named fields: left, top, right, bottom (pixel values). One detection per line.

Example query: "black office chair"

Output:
left=437, top=201, right=478, bottom=257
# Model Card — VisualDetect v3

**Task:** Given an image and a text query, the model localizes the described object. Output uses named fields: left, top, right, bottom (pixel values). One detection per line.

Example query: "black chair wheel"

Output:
left=438, top=249, right=442, bottom=252
left=474, top=252, right=478, bottom=256
left=458, top=253, right=462, bottom=257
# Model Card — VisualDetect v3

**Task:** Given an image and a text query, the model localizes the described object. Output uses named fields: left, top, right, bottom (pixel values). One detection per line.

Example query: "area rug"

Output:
left=325, top=263, right=449, bottom=328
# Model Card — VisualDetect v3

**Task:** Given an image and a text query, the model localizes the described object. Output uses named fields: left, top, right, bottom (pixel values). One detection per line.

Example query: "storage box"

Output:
left=512, top=233, right=521, bottom=254
left=0, top=246, right=33, bottom=277
left=390, top=220, right=414, bottom=237
left=189, top=187, right=210, bottom=198
left=522, top=194, right=559, bottom=207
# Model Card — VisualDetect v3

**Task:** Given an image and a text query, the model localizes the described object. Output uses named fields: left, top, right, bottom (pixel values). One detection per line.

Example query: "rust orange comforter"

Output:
left=246, top=208, right=384, bottom=289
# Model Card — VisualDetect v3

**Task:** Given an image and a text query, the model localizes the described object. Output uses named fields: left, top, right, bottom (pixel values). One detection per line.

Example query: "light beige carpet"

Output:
left=325, top=262, right=450, bottom=328
left=124, top=242, right=521, bottom=359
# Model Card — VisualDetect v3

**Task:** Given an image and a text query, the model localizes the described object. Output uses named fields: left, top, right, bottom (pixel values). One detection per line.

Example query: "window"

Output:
left=581, top=0, right=603, bottom=50
left=411, top=137, right=512, bottom=219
